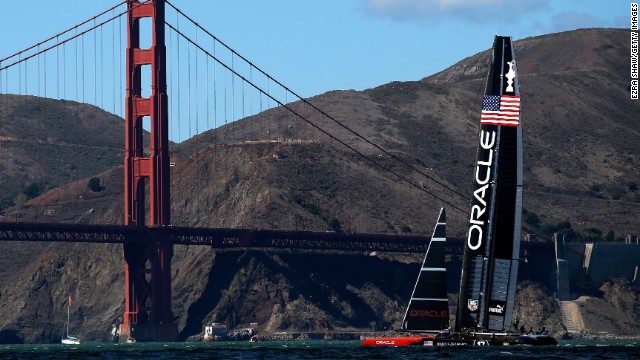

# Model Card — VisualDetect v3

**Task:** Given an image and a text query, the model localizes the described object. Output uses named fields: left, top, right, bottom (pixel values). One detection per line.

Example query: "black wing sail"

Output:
left=401, top=208, right=449, bottom=332
left=456, top=36, right=522, bottom=332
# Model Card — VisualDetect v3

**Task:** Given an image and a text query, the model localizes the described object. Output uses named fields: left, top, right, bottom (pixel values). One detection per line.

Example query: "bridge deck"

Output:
left=0, top=222, right=553, bottom=254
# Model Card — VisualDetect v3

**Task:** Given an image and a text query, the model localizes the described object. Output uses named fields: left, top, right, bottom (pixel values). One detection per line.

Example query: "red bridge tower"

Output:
left=121, top=0, right=176, bottom=341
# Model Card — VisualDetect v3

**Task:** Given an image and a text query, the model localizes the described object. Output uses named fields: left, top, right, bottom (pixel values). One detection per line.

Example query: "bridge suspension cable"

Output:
left=0, top=1, right=145, bottom=223
left=164, top=0, right=469, bottom=215
left=0, top=2, right=144, bottom=73
left=0, top=0, right=472, bottom=225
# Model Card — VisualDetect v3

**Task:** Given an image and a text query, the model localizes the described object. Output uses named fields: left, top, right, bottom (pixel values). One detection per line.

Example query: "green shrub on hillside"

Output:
left=522, top=208, right=540, bottom=228
left=23, top=182, right=44, bottom=200
left=88, top=177, right=104, bottom=192
left=328, top=218, right=341, bottom=232
left=604, top=184, right=625, bottom=200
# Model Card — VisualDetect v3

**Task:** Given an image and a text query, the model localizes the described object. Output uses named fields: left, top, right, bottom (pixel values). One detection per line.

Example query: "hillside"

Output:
left=181, top=28, right=640, bottom=238
left=0, top=95, right=124, bottom=214
left=0, top=28, right=639, bottom=343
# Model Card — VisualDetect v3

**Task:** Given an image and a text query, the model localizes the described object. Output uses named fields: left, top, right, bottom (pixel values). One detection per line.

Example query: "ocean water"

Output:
left=0, top=340, right=638, bottom=360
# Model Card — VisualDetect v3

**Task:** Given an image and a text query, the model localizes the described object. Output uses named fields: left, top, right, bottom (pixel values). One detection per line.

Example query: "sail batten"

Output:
left=401, top=208, right=450, bottom=332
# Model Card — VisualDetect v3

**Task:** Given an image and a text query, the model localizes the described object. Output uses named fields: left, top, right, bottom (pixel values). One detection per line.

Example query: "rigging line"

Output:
left=0, top=0, right=128, bottom=64
left=44, top=50, right=47, bottom=100
left=100, top=22, right=104, bottom=109
left=213, top=40, right=217, bottom=134
left=224, top=63, right=227, bottom=125
left=56, top=36, right=60, bottom=99
left=94, top=18, right=97, bottom=106
left=259, top=82, right=263, bottom=136
left=165, top=4, right=466, bottom=203
left=176, top=12, right=181, bottom=141
left=166, top=22, right=466, bottom=214
left=119, top=13, right=123, bottom=117
left=168, top=26, right=173, bottom=139
left=75, top=27, right=78, bottom=121
left=195, top=27, right=199, bottom=135
left=0, top=1, right=147, bottom=72
left=454, top=58, right=491, bottom=172
left=206, top=51, right=209, bottom=132
left=212, top=39, right=217, bottom=157
left=24, top=57, right=27, bottom=97
left=82, top=33, right=85, bottom=104
left=250, top=65, right=253, bottom=136
left=232, top=53, right=235, bottom=124
left=242, top=74, right=245, bottom=120
left=44, top=49, right=48, bottom=161
left=18, top=54, right=21, bottom=96
left=24, top=55, right=29, bottom=95
left=63, top=40, right=66, bottom=99
left=267, top=77, right=271, bottom=140
left=37, top=45, right=40, bottom=97
left=112, top=9, right=116, bottom=114
left=188, top=38, right=192, bottom=138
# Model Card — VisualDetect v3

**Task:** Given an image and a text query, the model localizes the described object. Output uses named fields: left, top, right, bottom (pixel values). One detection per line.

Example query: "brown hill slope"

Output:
left=0, top=95, right=124, bottom=213
left=183, top=28, right=640, bottom=237
left=0, top=29, right=638, bottom=343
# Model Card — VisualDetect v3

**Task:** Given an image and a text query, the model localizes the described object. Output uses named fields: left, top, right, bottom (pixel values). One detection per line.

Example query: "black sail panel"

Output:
left=402, top=208, right=449, bottom=332
left=486, top=37, right=522, bottom=332
left=456, top=36, right=522, bottom=332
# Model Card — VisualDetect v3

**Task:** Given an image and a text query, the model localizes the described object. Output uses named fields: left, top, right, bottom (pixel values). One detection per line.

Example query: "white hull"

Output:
left=61, top=337, right=80, bottom=345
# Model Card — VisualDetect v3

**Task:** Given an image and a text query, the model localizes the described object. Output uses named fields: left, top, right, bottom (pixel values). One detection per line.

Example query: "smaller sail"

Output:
left=401, top=208, right=449, bottom=332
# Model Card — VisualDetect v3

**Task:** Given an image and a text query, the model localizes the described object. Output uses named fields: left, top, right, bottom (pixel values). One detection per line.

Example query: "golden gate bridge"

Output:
left=0, top=0, right=551, bottom=341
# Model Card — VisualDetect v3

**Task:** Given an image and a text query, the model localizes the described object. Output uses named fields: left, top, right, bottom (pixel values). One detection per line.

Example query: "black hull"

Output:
left=513, top=334, right=558, bottom=346
left=431, top=332, right=557, bottom=347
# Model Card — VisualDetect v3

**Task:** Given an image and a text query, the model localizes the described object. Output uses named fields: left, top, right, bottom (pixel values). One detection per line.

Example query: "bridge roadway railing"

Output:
left=167, top=227, right=442, bottom=253
left=0, top=222, right=552, bottom=255
left=0, top=222, right=146, bottom=244
left=0, top=222, right=447, bottom=253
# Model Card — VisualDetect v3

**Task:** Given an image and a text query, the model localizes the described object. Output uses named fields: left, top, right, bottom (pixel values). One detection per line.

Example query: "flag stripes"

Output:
left=480, top=94, right=521, bottom=126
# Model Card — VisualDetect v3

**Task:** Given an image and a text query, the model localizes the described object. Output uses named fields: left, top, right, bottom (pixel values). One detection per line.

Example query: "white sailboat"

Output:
left=61, top=295, right=80, bottom=345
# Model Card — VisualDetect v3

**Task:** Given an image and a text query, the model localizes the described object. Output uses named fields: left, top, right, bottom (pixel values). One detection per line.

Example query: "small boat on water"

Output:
left=61, top=295, right=80, bottom=345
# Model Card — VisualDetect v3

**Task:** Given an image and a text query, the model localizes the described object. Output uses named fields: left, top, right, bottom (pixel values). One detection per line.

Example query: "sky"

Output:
left=0, top=0, right=632, bottom=141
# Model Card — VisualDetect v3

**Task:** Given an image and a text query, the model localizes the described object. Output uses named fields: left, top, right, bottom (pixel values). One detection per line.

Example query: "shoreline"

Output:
left=188, top=329, right=640, bottom=343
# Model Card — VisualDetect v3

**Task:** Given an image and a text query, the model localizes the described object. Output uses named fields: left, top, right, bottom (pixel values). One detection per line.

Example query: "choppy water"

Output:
left=0, top=340, right=638, bottom=360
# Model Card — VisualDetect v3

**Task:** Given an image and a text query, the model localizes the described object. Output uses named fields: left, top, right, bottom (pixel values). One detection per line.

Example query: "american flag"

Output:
left=480, top=94, right=521, bottom=126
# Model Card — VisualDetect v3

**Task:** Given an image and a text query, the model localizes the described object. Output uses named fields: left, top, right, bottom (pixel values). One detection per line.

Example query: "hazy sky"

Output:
left=0, top=0, right=629, bottom=99
left=0, top=0, right=631, bottom=141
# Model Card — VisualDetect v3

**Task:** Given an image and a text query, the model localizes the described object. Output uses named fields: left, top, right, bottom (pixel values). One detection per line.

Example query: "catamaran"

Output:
left=364, top=35, right=556, bottom=347
left=431, top=35, right=555, bottom=346
left=61, top=295, right=80, bottom=345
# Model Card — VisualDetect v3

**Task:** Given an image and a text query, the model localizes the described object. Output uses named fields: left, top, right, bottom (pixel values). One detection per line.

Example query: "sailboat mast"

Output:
left=476, top=38, right=507, bottom=329
left=476, top=125, right=502, bottom=329
left=66, top=300, right=70, bottom=337
left=456, top=36, right=522, bottom=332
